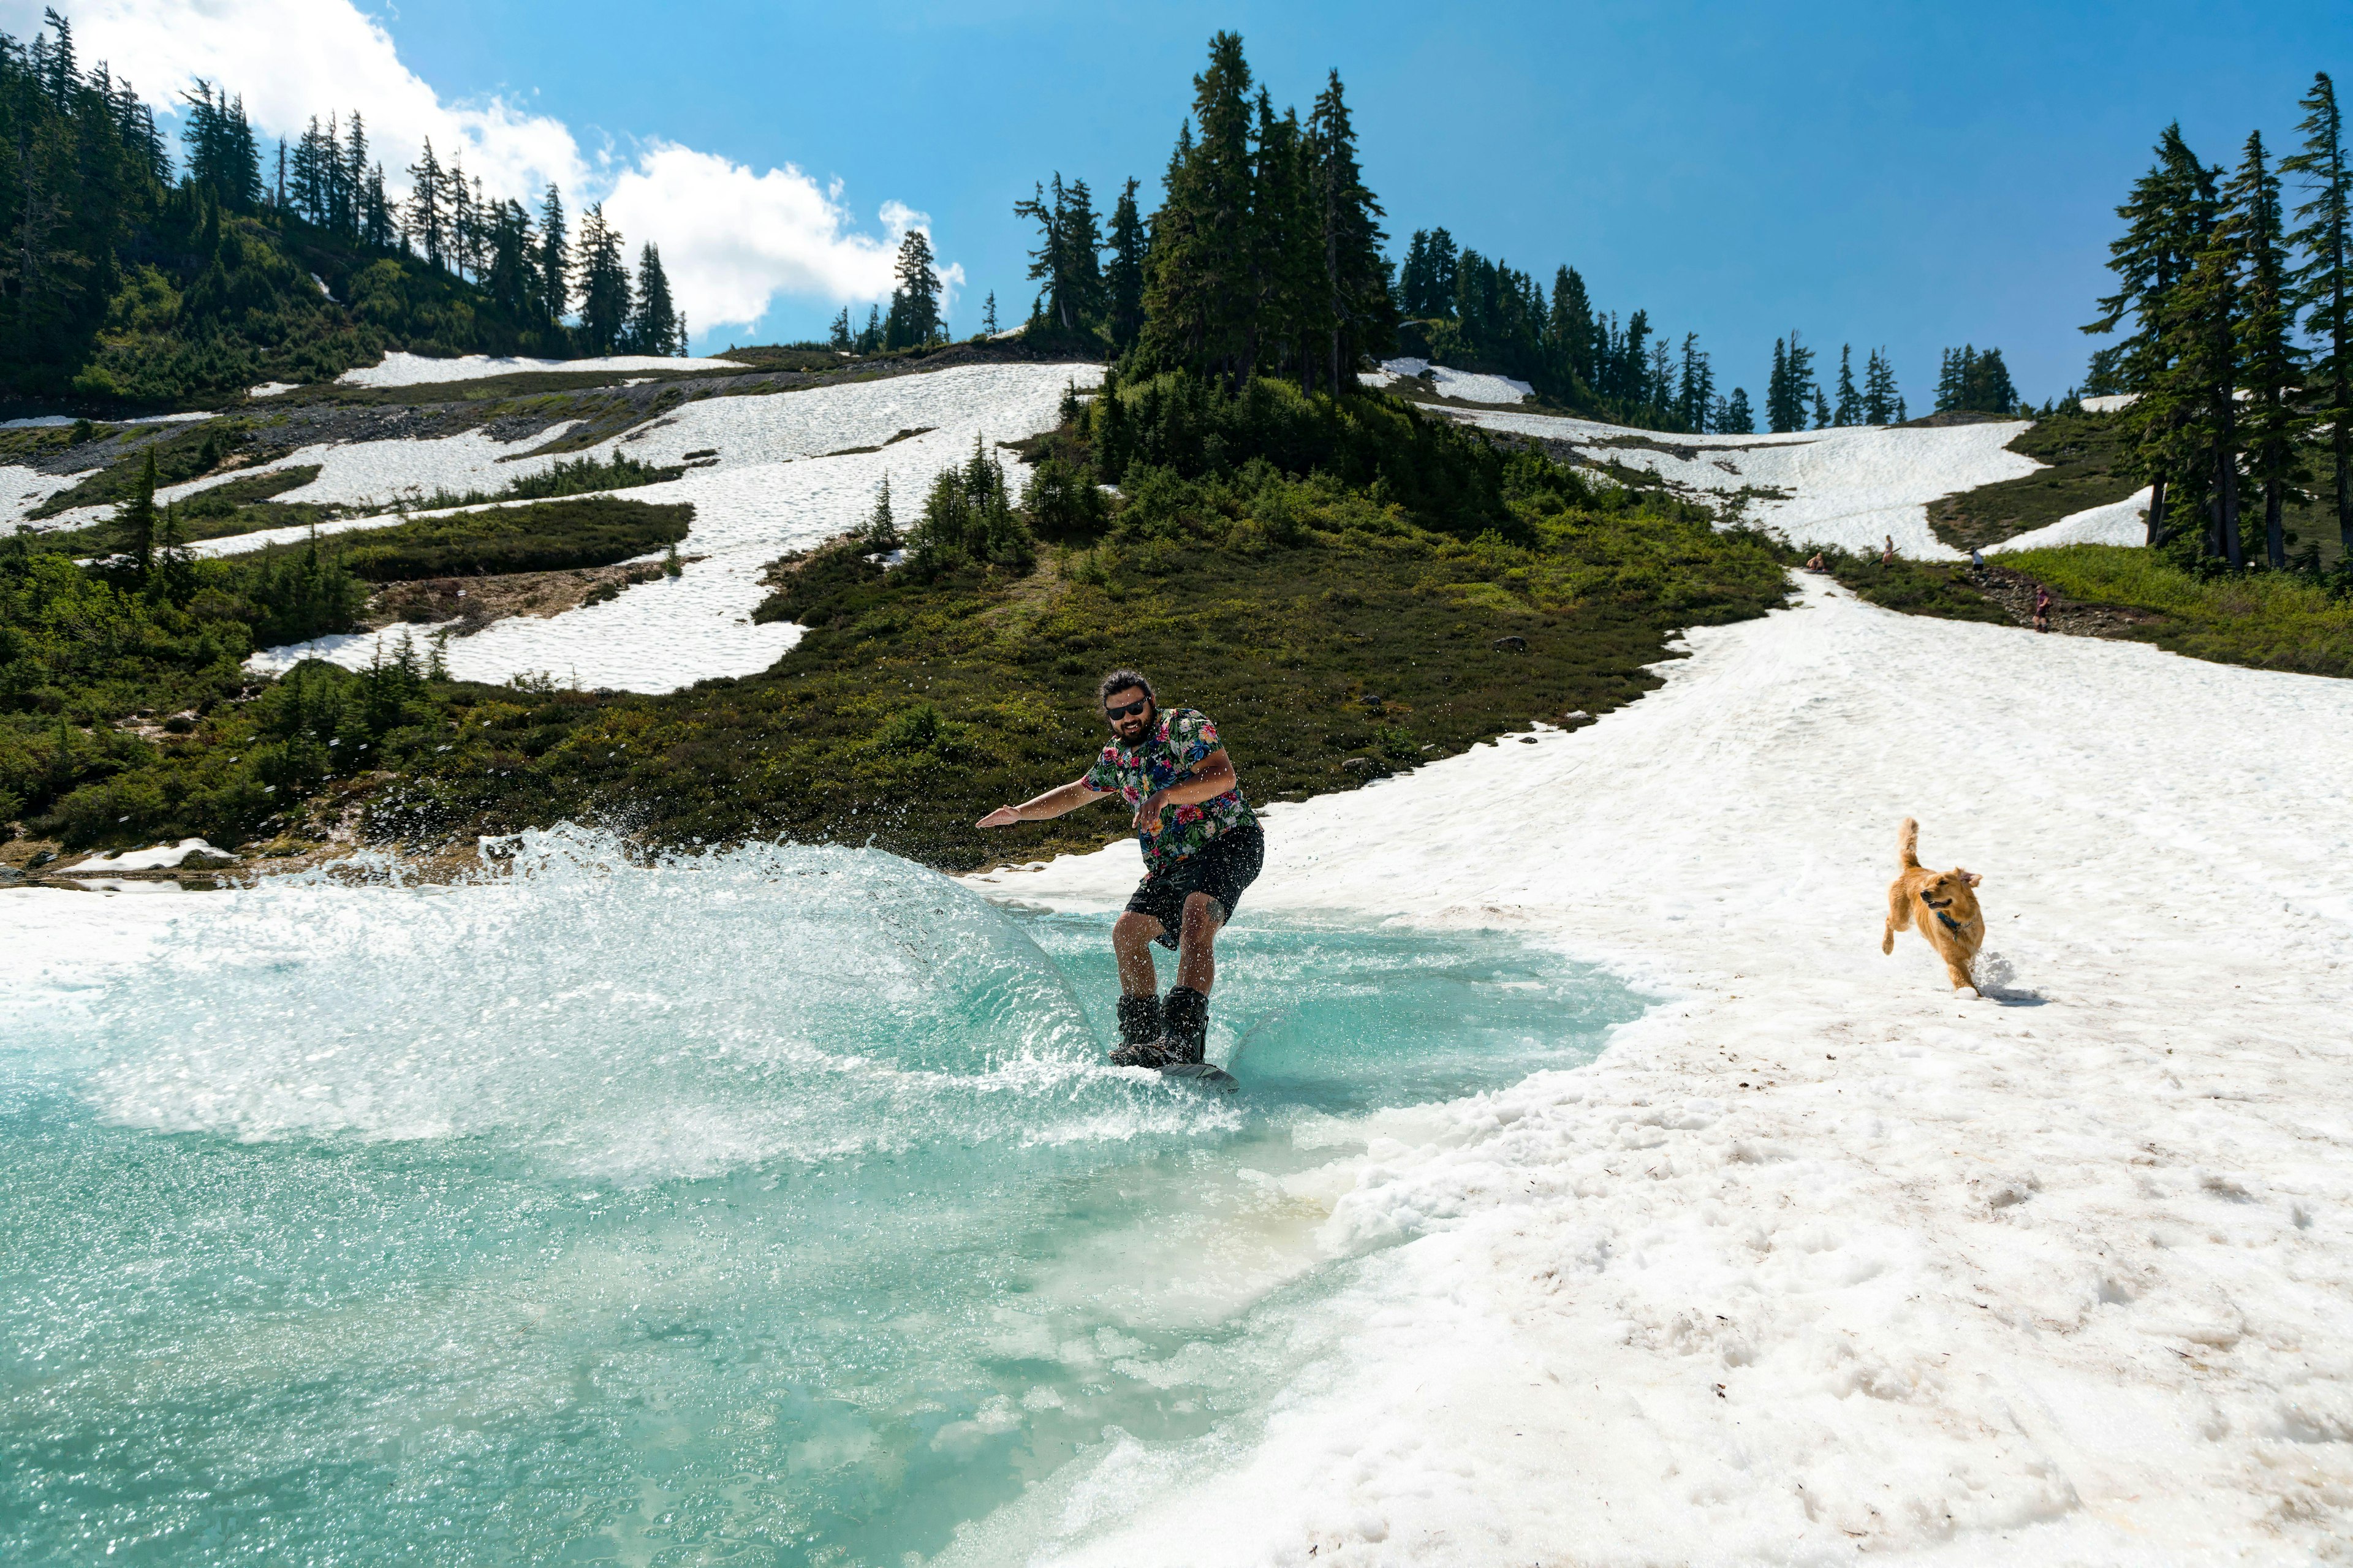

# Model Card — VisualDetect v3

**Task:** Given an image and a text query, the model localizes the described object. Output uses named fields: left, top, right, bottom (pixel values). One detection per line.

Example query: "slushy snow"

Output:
left=12, top=572, right=2349, bottom=1561
left=75, top=837, right=238, bottom=870
left=958, top=573, right=2353, bottom=1564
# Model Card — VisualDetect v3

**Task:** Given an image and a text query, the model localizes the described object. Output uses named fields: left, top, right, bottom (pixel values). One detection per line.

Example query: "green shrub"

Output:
left=306, top=497, right=693, bottom=581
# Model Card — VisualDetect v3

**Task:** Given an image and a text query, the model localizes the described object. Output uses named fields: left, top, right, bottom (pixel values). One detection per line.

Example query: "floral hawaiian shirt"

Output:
left=1083, top=706, right=1254, bottom=866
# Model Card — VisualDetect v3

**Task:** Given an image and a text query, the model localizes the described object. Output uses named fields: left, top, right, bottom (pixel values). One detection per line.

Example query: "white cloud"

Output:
left=4, top=0, right=949, bottom=334
left=602, top=145, right=964, bottom=330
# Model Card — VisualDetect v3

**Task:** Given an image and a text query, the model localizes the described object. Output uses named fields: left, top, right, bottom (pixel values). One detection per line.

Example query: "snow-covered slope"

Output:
left=1365, top=357, right=1535, bottom=404
left=248, top=363, right=1097, bottom=692
left=1987, top=487, right=2153, bottom=554
left=967, top=575, right=2353, bottom=1564
left=1439, top=407, right=2042, bottom=559
left=336, top=350, right=749, bottom=388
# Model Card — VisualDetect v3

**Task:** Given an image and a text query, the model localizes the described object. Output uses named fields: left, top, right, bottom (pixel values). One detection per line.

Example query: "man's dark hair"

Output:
left=1097, top=668, right=1154, bottom=706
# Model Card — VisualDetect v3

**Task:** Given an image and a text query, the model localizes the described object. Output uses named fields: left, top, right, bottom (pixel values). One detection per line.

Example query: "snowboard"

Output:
left=1159, top=1061, right=1239, bottom=1092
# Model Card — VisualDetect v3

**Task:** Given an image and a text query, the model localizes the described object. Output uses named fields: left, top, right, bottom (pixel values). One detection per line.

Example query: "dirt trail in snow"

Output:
left=970, top=574, right=2353, bottom=1564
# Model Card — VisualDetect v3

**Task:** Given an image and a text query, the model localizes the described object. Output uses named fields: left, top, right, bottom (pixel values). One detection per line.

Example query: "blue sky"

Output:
left=24, top=1, right=2353, bottom=406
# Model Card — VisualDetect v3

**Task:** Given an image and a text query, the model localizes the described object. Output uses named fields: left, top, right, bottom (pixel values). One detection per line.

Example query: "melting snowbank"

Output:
left=1437, top=406, right=2042, bottom=559
left=335, top=350, right=750, bottom=387
left=1366, top=356, right=1535, bottom=404
left=966, top=574, right=2353, bottom=1562
left=243, top=363, right=1097, bottom=692
left=1987, top=487, right=2153, bottom=554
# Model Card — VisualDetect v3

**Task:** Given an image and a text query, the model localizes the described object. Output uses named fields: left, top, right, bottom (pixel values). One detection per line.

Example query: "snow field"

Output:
left=247, top=363, right=1101, bottom=692
left=335, top=350, right=751, bottom=388
left=969, top=574, right=2353, bottom=1563
left=1987, top=487, right=2153, bottom=555
left=1367, top=356, right=1534, bottom=404
left=1442, top=405, right=2045, bottom=559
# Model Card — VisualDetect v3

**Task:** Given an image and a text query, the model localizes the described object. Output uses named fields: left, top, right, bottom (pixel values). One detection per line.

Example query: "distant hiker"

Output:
left=1970, top=547, right=1985, bottom=572
left=2034, top=585, right=2053, bottom=633
left=1804, top=551, right=1828, bottom=574
left=1882, top=534, right=1896, bottom=566
left=977, top=670, right=1263, bottom=1069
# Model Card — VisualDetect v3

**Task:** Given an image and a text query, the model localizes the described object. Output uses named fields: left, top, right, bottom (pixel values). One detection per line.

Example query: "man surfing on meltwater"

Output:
left=977, top=669, right=1263, bottom=1072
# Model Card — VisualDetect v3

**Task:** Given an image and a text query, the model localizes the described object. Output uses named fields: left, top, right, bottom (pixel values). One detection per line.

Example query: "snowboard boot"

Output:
left=1109, top=992, right=1169, bottom=1067
left=1156, top=985, right=1210, bottom=1066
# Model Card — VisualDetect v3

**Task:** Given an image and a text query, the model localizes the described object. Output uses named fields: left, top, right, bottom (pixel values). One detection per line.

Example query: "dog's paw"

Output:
left=1954, top=985, right=1982, bottom=1001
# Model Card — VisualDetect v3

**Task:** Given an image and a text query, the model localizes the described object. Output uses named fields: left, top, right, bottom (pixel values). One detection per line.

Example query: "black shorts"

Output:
left=1126, top=821, right=1265, bottom=949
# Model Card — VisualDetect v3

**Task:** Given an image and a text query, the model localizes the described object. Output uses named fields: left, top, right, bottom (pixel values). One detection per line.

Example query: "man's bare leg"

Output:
left=1175, top=891, right=1222, bottom=994
left=1112, top=911, right=1164, bottom=997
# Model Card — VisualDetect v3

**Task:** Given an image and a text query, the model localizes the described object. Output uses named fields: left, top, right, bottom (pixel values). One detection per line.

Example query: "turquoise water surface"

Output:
left=2, top=834, right=1643, bottom=1565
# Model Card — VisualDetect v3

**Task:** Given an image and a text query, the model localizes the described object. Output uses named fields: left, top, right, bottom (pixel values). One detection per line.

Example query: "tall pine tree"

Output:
left=572, top=203, right=632, bottom=354
left=1105, top=178, right=1147, bottom=351
left=2283, top=72, right=2352, bottom=555
left=629, top=243, right=682, bottom=355
left=2227, top=131, right=2308, bottom=568
left=2086, top=125, right=2208, bottom=543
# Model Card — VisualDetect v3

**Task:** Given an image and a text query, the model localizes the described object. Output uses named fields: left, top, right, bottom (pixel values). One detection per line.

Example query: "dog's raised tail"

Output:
left=1898, top=817, right=1921, bottom=869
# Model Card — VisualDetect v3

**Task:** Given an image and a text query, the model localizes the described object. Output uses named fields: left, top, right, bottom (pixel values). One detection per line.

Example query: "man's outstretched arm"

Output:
left=978, top=778, right=1107, bottom=829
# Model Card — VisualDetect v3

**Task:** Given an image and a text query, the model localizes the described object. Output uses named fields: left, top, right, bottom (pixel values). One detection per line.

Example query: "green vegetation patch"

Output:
left=1999, top=543, right=2353, bottom=678
left=27, top=421, right=255, bottom=520
left=1819, top=551, right=2013, bottom=624
left=38, top=466, right=332, bottom=557
left=233, top=497, right=694, bottom=583
left=1925, top=409, right=2140, bottom=551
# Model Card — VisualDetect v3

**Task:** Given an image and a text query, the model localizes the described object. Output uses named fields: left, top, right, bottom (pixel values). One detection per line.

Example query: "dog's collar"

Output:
left=1920, top=891, right=1967, bottom=935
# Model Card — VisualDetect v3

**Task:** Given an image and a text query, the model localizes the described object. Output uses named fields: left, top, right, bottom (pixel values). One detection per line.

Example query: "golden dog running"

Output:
left=1881, top=817, right=1985, bottom=997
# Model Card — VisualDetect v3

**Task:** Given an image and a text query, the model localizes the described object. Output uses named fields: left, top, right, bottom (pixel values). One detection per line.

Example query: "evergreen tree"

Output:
left=2085, top=125, right=2208, bottom=543
left=1718, top=386, right=1755, bottom=434
left=2146, top=150, right=2244, bottom=566
left=629, top=242, right=682, bottom=355
left=406, top=137, right=447, bottom=270
left=2226, top=131, right=2308, bottom=568
left=2283, top=72, right=2352, bottom=555
left=1139, top=32, right=1260, bottom=386
left=1811, top=385, right=1832, bottom=430
left=885, top=227, right=944, bottom=347
left=1549, top=265, right=1594, bottom=390
left=535, top=183, right=569, bottom=325
left=829, top=306, right=853, bottom=350
left=178, top=80, right=262, bottom=208
left=1398, top=229, right=1433, bottom=316
left=1424, top=225, right=1458, bottom=313
left=1105, top=177, right=1147, bottom=350
left=858, top=303, right=884, bottom=354
left=1833, top=344, right=1861, bottom=426
left=1767, top=338, right=1790, bottom=430
left=1013, top=174, right=1104, bottom=333
left=120, top=449, right=157, bottom=578
left=980, top=291, right=999, bottom=335
left=1677, top=333, right=1714, bottom=431
left=572, top=202, right=633, bottom=354
left=1862, top=347, right=1898, bottom=423
left=1254, top=93, right=1324, bottom=386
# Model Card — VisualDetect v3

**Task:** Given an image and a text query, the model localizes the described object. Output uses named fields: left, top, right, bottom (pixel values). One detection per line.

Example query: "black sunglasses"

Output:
left=1103, top=698, right=1151, bottom=720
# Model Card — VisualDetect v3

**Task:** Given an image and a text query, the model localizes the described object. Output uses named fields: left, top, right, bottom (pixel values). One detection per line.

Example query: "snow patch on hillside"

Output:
left=1368, top=357, right=1534, bottom=404
left=1441, top=407, right=2042, bottom=559
left=1988, top=487, right=2153, bottom=554
left=2079, top=393, right=2139, bottom=413
left=336, top=350, right=749, bottom=388
left=246, top=363, right=1098, bottom=692
left=969, top=575, right=2353, bottom=1564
